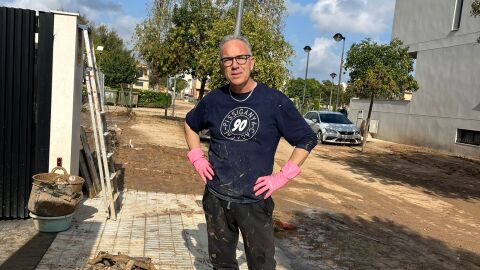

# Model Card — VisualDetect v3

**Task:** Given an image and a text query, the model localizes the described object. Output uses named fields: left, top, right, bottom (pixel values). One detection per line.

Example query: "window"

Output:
left=452, top=0, right=464, bottom=30
left=135, top=82, right=144, bottom=87
left=456, top=129, right=480, bottom=146
left=320, top=113, right=352, bottom=124
left=409, top=52, right=417, bottom=77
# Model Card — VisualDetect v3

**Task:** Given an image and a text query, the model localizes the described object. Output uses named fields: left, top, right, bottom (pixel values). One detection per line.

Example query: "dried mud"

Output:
left=102, top=101, right=480, bottom=270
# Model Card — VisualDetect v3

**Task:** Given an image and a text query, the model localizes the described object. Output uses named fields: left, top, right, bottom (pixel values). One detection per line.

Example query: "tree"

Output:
left=171, top=77, right=189, bottom=93
left=206, top=1, right=293, bottom=92
left=78, top=13, right=138, bottom=88
left=135, top=0, right=293, bottom=99
left=472, top=0, right=480, bottom=17
left=99, top=49, right=138, bottom=88
left=343, top=38, right=418, bottom=151
left=91, top=25, right=138, bottom=88
left=285, top=78, right=328, bottom=110
left=135, top=0, right=219, bottom=98
left=91, top=25, right=124, bottom=52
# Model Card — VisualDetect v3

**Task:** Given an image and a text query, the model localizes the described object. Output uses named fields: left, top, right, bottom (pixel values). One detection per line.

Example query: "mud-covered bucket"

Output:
left=32, top=166, right=84, bottom=193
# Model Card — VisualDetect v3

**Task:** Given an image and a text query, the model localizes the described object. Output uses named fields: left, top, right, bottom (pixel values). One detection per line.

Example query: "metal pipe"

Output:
left=336, top=37, right=346, bottom=110
left=329, top=73, right=336, bottom=111
left=234, top=0, right=245, bottom=35
left=301, top=48, right=311, bottom=113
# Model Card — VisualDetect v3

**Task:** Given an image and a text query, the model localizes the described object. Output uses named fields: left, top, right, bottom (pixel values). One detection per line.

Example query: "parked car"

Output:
left=304, top=111, right=362, bottom=144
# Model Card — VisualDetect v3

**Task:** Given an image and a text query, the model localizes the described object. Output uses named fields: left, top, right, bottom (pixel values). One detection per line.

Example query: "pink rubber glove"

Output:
left=187, top=148, right=214, bottom=183
left=253, top=160, right=301, bottom=199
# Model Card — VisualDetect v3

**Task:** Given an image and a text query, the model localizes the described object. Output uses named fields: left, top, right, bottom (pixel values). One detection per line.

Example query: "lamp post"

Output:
left=234, top=0, right=245, bottom=35
left=301, top=45, right=312, bottom=113
left=333, top=33, right=346, bottom=110
left=329, top=72, right=337, bottom=111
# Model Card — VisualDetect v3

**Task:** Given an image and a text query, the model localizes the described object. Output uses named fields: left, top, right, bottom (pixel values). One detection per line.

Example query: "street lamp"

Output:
left=234, top=0, right=245, bottom=35
left=333, top=33, right=346, bottom=110
left=301, top=45, right=312, bottom=113
left=329, top=72, right=337, bottom=111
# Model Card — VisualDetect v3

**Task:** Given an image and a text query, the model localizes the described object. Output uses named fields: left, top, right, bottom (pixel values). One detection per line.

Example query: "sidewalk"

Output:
left=35, top=190, right=293, bottom=269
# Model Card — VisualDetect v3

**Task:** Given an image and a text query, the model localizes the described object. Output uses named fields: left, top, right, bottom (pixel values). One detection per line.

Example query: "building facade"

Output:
left=349, top=0, right=480, bottom=159
left=132, top=63, right=150, bottom=90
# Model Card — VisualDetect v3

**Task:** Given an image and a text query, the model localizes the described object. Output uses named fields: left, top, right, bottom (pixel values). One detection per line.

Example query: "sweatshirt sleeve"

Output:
left=275, top=94, right=318, bottom=152
left=185, top=98, right=208, bottom=133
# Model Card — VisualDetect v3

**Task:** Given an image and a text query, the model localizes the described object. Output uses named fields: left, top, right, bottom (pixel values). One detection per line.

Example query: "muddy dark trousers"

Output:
left=202, top=188, right=276, bottom=270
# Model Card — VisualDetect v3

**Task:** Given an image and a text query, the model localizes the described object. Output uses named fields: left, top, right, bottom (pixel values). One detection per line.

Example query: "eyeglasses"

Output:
left=220, top=55, right=251, bottom=67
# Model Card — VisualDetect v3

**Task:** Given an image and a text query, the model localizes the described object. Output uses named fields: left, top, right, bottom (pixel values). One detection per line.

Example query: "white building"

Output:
left=349, top=0, right=480, bottom=159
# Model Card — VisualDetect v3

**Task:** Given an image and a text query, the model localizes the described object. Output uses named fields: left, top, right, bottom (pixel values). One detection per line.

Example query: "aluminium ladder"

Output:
left=81, top=25, right=119, bottom=220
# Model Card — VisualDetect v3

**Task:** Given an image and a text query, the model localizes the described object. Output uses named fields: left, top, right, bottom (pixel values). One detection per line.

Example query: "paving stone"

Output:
left=26, top=190, right=294, bottom=269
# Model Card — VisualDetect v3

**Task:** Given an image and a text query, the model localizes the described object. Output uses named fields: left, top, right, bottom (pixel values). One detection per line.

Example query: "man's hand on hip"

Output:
left=253, top=160, right=300, bottom=199
left=187, top=148, right=214, bottom=183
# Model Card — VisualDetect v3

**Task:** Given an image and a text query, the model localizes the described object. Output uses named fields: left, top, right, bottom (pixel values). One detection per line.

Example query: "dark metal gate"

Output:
left=0, top=7, right=54, bottom=218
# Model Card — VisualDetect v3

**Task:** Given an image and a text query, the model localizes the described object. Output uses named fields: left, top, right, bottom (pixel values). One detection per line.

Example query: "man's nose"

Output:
left=231, top=59, right=239, bottom=69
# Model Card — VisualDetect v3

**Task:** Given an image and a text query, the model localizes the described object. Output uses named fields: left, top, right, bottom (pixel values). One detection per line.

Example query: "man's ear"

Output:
left=249, top=56, right=256, bottom=71
left=219, top=62, right=225, bottom=76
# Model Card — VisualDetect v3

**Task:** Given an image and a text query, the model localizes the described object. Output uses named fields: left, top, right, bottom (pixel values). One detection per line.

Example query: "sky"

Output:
left=1, top=0, right=396, bottom=83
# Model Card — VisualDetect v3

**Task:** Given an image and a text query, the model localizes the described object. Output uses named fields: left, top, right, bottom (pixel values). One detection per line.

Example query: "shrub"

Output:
left=137, top=91, right=172, bottom=108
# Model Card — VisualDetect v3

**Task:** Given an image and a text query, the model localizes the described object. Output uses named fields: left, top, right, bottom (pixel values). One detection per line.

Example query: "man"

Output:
left=184, top=35, right=317, bottom=270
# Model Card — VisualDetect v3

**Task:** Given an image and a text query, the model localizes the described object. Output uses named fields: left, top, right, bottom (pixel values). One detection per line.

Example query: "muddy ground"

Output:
left=104, top=101, right=480, bottom=270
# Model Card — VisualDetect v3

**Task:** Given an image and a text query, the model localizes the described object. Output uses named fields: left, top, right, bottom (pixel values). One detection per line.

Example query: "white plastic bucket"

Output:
left=29, top=212, right=74, bottom=232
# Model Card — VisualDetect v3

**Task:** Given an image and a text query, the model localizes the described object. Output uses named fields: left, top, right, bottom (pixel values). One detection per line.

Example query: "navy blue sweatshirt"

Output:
left=186, top=83, right=317, bottom=203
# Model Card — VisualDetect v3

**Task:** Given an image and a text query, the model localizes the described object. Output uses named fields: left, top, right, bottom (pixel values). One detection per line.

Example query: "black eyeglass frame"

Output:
left=220, top=54, right=252, bottom=67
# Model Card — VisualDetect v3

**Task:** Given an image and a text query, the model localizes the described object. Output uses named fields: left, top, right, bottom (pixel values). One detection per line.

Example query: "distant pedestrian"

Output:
left=184, top=35, right=317, bottom=269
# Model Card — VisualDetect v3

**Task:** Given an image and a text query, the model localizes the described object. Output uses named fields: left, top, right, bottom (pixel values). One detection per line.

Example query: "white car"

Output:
left=304, top=111, right=362, bottom=144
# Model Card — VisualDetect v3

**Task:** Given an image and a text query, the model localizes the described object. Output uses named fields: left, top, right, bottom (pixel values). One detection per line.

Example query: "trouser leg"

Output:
left=236, top=198, right=276, bottom=270
left=202, top=188, right=239, bottom=270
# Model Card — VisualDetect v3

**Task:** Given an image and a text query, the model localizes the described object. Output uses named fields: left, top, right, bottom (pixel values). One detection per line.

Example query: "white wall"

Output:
left=48, top=11, right=83, bottom=175
left=349, top=0, right=480, bottom=159
left=392, top=0, right=480, bottom=45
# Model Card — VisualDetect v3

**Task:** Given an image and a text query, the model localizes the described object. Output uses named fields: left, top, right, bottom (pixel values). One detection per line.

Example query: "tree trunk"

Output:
left=198, top=77, right=208, bottom=100
left=361, top=92, right=374, bottom=152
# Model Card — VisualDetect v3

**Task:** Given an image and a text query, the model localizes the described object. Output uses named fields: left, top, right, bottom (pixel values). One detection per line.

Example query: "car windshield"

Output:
left=320, top=113, right=352, bottom=124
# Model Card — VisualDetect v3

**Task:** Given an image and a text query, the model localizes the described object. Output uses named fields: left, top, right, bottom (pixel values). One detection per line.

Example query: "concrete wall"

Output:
left=349, top=0, right=480, bottom=159
left=392, top=0, right=480, bottom=45
left=48, top=11, right=84, bottom=175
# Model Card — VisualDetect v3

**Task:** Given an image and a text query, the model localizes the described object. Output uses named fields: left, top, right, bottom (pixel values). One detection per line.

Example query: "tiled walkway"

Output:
left=35, top=190, right=292, bottom=269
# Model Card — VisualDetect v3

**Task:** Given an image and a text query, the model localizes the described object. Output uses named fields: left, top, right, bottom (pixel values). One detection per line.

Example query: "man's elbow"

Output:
left=298, top=134, right=318, bottom=152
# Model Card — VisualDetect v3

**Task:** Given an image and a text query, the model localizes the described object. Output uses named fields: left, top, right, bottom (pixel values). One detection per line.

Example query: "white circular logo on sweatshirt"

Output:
left=220, top=107, right=259, bottom=141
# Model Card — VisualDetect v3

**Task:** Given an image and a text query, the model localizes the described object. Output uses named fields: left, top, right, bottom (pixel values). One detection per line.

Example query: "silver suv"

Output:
left=304, top=111, right=362, bottom=144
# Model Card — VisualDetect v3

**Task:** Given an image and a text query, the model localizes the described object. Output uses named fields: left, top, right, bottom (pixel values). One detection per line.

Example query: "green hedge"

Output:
left=137, top=91, right=172, bottom=108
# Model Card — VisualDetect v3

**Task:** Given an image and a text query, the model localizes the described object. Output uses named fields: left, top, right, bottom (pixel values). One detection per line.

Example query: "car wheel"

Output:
left=316, top=131, right=323, bottom=144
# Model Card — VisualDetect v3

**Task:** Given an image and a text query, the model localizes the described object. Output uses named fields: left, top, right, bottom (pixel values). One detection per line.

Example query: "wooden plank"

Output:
left=79, top=149, right=95, bottom=198
left=80, top=126, right=101, bottom=193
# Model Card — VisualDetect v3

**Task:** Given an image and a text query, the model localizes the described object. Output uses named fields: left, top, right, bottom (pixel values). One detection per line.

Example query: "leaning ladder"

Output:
left=81, top=25, right=119, bottom=220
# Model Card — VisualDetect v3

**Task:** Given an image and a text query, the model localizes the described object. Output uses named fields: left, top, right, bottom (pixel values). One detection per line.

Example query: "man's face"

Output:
left=220, top=39, right=255, bottom=87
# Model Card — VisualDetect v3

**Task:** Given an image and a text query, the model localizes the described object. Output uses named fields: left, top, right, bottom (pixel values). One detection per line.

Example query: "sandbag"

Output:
left=28, top=182, right=82, bottom=217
